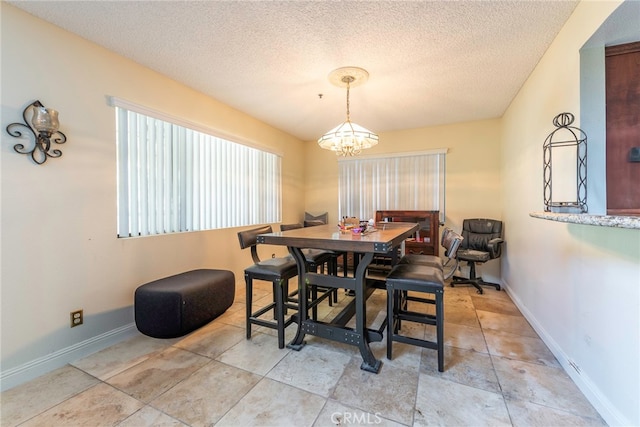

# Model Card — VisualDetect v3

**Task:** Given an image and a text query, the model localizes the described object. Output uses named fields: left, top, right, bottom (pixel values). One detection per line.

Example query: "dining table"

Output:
left=257, top=221, right=419, bottom=373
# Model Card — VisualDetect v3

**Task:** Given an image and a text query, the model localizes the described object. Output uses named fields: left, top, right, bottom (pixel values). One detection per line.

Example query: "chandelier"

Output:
left=318, top=67, right=378, bottom=156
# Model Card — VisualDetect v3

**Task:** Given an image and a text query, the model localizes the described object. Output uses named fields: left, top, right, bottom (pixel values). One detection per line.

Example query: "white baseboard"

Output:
left=502, top=280, right=630, bottom=427
left=0, top=323, right=138, bottom=392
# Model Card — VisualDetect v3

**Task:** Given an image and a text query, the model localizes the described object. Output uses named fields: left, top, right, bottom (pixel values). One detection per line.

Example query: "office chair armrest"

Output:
left=487, top=238, right=504, bottom=258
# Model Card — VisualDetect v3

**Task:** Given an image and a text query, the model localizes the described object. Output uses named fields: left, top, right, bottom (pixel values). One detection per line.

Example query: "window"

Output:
left=113, top=98, right=281, bottom=237
left=338, top=149, right=446, bottom=223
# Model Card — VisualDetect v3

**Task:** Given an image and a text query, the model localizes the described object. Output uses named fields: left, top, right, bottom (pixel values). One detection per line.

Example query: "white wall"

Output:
left=501, top=1, right=640, bottom=425
left=0, top=4, right=306, bottom=389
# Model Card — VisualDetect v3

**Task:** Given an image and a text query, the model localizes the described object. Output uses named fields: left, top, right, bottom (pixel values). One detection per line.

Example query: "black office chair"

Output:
left=451, top=218, right=504, bottom=294
left=238, top=225, right=297, bottom=348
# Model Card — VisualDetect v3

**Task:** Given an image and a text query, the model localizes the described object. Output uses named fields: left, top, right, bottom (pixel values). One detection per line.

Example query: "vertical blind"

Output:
left=338, top=150, right=446, bottom=223
left=115, top=103, right=281, bottom=237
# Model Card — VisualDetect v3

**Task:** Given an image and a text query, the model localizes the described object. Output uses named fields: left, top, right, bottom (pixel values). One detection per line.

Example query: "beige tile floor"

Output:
left=1, top=280, right=607, bottom=427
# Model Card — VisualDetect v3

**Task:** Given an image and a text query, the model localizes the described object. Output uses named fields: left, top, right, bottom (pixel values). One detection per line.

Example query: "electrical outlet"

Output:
left=70, top=309, right=83, bottom=327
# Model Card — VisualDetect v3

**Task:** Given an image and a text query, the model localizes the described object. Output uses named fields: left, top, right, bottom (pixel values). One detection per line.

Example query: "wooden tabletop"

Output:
left=257, top=222, right=419, bottom=253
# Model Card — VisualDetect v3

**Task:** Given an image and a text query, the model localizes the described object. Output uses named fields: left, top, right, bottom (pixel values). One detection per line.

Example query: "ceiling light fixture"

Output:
left=318, top=67, right=378, bottom=156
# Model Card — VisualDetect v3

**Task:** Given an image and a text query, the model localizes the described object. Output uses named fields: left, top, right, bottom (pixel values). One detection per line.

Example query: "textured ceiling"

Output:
left=9, top=1, right=580, bottom=142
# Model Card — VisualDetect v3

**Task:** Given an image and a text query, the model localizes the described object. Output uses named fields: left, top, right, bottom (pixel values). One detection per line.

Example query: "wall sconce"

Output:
left=543, top=112, right=587, bottom=213
left=6, top=100, right=67, bottom=165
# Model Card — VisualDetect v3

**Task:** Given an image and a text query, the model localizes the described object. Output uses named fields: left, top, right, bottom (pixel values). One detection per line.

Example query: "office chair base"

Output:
left=451, top=276, right=501, bottom=294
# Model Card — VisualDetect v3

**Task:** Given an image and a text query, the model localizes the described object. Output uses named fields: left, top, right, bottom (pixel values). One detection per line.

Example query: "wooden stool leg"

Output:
left=398, top=290, right=407, bottom=332
left=436, top=290, right=444, bottom=372
left=274, top=279, right=286, bottom=349
left=282, top=281, right=289, bottom=315
left=245, top=274, right=253, bottom=340
left=386, top=285, right=395, bottom=360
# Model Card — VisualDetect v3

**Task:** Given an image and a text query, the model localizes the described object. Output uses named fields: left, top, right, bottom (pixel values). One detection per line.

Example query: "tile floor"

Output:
left=1, top=279, right=607, bottom=426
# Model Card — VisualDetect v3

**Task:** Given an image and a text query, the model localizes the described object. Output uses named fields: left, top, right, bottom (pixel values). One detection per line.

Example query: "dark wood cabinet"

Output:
left=606, top=41, right=640, bottom=215
left=375, top=210, right=440, bottom=256
left=343, top=210, right=441, bottom=275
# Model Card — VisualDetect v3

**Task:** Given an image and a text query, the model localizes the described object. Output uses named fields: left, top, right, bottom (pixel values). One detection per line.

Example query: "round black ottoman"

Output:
left=134, top=269, right=235, bottom=338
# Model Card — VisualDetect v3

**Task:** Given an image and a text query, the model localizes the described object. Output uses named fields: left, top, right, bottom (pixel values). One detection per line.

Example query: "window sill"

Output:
left=529, top=212, right=640, bottom=230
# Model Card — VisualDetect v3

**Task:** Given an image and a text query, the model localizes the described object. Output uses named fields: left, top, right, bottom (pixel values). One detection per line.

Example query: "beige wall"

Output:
left=0, top=4, right=305, bottom=384
left=306, top=2, right=640, bottom=424
left=305, top=119, right=502, bottom=228
left=305, top=118, right=503, bottom=279
left=2, top=2, right=639, bottom=424
left=500, top=1, right=639, bottom=425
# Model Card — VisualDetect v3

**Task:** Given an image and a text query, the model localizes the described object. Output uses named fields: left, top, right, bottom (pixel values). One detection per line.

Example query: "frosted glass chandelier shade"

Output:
left=317, top=120, right=378, bottom=156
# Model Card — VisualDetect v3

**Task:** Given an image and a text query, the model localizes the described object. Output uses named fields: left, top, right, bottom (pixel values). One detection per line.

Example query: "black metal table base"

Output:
left=287, top=250, right=384, bottom=373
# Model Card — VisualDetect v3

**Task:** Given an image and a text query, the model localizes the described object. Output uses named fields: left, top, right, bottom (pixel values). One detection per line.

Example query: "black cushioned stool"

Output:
left=398, top=228, right=463, bottom=284
left=399, top=227, right=463, bottom=270
left=238, top=225, right=298, bottom=349
left=398, top=253, right=443, bottom=269
left=135, top=269, right=235, bottom=338
left=281, top=223, right=339, bottom=313
left=386, top=263, right=445, bottom=372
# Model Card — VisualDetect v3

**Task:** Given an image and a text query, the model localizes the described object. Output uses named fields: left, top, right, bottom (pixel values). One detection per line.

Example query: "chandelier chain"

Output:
left=346, top=81, right=351, bottom=121
left=342, top=75, right=354, bottom=122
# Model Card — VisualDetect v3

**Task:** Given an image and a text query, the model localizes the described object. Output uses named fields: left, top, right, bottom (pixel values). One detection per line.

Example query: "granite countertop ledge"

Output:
left=530, top=212, right=640, bottom=230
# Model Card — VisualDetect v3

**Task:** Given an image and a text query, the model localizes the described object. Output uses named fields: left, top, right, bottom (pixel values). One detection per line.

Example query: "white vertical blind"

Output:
left=338, top=150, right=446, bottom=223
left=115, top=106, right=281, bottom=237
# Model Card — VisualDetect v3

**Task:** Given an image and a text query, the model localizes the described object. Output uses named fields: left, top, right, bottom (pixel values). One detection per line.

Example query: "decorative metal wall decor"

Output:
left=543, top=112, right=587, bottom=213
left=6, top=100, right=67, bottom=165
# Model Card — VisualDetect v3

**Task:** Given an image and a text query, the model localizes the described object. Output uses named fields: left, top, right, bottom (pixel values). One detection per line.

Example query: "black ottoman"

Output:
left=135, top=269, right=235, bottom=338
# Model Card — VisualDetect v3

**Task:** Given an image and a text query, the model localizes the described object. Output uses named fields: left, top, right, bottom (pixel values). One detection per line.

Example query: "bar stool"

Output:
left=386, top=263, right=446, bottom=371
left=399, top=227, right=463, bottom=280
left=280, top=223, right=339, bottom=314
left=399, top=253, right=443, bottom=269
left=238, top=225, right=298, bottom=349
